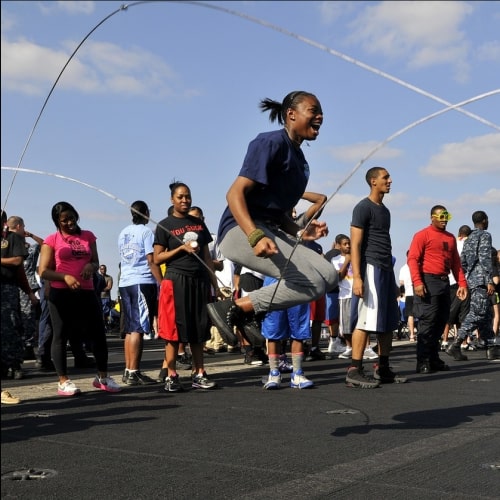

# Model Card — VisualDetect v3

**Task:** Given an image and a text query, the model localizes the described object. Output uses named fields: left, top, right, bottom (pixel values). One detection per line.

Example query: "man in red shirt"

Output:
left=407, top=205, right=468, bottom=375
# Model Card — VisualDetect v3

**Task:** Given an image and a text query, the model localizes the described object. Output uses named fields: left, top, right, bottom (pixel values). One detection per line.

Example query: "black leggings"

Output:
left=48, top=288, right=108, bottom=376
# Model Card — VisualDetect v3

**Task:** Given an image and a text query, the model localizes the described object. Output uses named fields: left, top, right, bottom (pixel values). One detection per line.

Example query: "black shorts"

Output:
left=448, top=285, right=470, bottom=325
left=404, top=296, right=414, bottom=319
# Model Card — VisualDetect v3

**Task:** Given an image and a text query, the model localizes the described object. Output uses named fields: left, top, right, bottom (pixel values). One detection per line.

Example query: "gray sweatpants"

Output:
left=219, top=224, right=338, bottom=314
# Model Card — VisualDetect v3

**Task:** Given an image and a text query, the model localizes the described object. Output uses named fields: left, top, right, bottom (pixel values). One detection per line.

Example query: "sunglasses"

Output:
left=432, top=211, right=452, bottom=222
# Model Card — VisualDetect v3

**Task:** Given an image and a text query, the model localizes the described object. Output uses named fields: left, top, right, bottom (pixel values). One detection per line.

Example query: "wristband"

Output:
left=248, top=229, right=266, bottom=248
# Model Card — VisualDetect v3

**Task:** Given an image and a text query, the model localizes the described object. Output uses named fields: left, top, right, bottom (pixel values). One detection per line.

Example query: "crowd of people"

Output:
left=2, top=90, right=498, bottom=405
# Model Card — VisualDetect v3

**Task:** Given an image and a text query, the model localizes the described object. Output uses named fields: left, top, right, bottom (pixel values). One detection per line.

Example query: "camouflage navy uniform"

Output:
left=19, top=241, right=41, bottom=353
left=449, top=226, right=498, bottom=360
left=1, top=230, right=28, bottom=376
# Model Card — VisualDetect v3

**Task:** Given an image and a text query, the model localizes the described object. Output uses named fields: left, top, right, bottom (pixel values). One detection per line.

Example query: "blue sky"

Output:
left=2, top=0, right=499, bottom=294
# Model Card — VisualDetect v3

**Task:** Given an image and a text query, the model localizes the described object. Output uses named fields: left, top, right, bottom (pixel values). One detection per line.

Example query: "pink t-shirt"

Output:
left=44, top=230, right=97, bottom=290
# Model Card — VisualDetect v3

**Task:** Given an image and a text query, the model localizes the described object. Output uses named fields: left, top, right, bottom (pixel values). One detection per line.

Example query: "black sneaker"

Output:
left=177, top=353, right=192, bottom=370
left=429, top=358, right=450, bottom=371
left=373, top=364, right=407, bottom=384
left=240, top=314, right=265, bottom=347
left=164, top=375, right=184, bottom=392
left=345, top=366, right=380, bottom=389
left=306, top=347, right=326, bottom=361
left=122, top=371, right=129, bottom=383
left=23, top=346, right=36, bottom=360
left=416, top=360, right=435, bottom=374
left=446, top=342, right=468, bottom=361
left=244, top=347, right=268, bottom=366
left=126, top=371, right=156, bottom=385
left=244, top=351, right=263, bottom=366
left=486, top=345, right=500, bottom=360
left=192, top=372, right=217, bottom=389
left=156, top=367, right=167, bottom=383
left=206, top=299, right=242, bottom=346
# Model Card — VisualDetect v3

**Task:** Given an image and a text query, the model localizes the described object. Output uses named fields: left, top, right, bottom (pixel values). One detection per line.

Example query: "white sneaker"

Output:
left=363, top=347, right=379, bottom=360
left=92, top=376, right=122, bottom=393
left=338, top=347, right=352, bottom=359
left=57, top=380, right=81, bottom=397
left=262, top=369, right=281, bottom=390
left=290, top=369, right=314, bottom=389
left=328, top=337, right=347, bottom=354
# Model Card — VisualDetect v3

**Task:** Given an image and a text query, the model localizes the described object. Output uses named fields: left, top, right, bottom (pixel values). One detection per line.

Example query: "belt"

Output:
left=424, top=273, right=449, bottom=281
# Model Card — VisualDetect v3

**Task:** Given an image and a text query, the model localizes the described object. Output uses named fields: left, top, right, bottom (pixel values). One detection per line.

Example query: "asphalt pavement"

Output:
left=2, top=334, right=499, bottom=499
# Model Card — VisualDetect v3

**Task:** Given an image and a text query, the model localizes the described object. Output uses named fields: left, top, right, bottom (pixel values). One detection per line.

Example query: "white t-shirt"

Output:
left=331, top=254, right=353, bottom=299
left=399, top=263, right=413, bottom=297
left=449, top=236, right=466, bottom=286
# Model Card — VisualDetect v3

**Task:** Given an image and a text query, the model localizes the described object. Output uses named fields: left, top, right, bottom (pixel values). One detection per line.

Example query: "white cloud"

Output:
left=327, top=141, right=402, bottom=164
left=317, top=1, right=355, bottom=24
left=420, top=133, right=500, bottom=177
left=455, top=188, right=500, bottom=206
left=1, top=36, right=182, bottom=97
left=56, top=1, right=95, bottom=15
left=477, top=41, right=500, bottom=62
left=348, top=1, right=473, bottom=80
left=38, top=1, right=96, bottom=15
left=1, top=37, right=73, bottom=95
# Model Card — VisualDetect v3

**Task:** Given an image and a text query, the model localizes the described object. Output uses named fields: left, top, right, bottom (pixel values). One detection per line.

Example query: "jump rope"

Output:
left=2, top=1, right=499, bottom=312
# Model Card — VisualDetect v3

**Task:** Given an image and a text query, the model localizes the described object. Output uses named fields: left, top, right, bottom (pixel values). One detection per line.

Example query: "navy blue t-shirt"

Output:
left=218, top=129, right=310, bottom=240
left=351, top=197, right=393, bottom=270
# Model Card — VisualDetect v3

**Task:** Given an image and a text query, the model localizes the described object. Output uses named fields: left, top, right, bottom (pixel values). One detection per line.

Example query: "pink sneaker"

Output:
left=92, top=376, right=121, bottom=393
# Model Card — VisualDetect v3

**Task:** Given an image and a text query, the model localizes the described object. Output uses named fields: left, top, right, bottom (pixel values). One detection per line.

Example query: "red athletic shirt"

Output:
left=407, top=225, right=467, bottom=288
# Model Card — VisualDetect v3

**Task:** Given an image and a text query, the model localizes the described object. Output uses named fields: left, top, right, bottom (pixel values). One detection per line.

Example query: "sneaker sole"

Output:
left=290, top=383, right=314, bottom=389
left=206, top=303, right=239, bottom=346
left=263, top=383, right=280, bottom=390
left=57, top=389, right=81, bottom=396
left=192, top=383, right=217, bottom=389
left=375, top=376, right=408, bottom=384
left=125, top=379, right=157, bottom=386
left=164, top=386, right=183, bottom=392
left=345, top=378, right=380, bottom=389
left=92, top=381, right=121, bottom=393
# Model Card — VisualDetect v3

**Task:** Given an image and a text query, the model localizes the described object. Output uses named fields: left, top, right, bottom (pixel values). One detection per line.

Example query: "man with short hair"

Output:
left=442, top=224, right=472, bottom=350
left=407, top=206, right=467, bottom=374
left=7, top=216, right=43, bottom=360
left=1, top=212, right=37, bottom=380
left=98, top=264, right=113, bottom=328
left=347, top=166, right=406, bottom=388
left=446, top=211, right=499, bottom=361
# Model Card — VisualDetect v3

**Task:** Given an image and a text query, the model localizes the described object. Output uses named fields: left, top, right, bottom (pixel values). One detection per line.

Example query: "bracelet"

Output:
left=248, top=229, right=266, bottom=248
